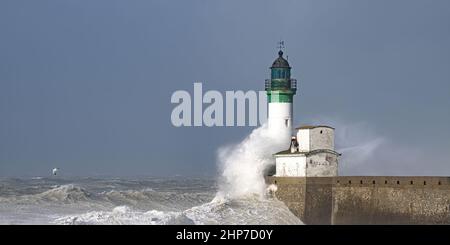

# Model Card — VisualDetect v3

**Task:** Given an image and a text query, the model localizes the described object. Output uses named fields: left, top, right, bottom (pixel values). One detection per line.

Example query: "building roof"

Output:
left=295, top=125, right=335, bottom=130
left=274, top=148, right=341, bottom=156
left=271, top=50, right=290, bottom=68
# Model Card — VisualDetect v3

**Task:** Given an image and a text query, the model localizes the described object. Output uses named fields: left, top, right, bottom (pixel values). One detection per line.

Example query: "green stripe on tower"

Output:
left=268, top=93, right=293, bottom=103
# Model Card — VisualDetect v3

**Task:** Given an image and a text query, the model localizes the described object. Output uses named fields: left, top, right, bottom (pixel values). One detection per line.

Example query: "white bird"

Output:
left=52, top=168, right=59, bottom=176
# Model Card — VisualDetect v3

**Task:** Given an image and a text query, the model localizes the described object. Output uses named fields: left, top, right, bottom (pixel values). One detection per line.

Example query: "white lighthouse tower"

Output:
left=265, top=47, right=297, bottom=136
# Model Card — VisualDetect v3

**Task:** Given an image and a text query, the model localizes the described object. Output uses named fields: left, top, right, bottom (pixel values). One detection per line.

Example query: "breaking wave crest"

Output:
left=55, top=206, right=193, bottom=225
left=0, top=184, right=93, bottom=204
left=36, top=185, right=92, bottom=203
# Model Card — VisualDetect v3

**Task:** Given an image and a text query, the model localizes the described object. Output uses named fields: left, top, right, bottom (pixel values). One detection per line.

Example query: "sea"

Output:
left=0, top=176, right=302, bottom=225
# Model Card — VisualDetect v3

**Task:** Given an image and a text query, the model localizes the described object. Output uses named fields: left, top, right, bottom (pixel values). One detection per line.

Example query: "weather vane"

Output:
left=277, top=40, right=285, bottom=50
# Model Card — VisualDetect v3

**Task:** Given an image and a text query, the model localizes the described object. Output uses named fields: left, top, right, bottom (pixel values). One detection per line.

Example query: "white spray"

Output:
left=215, top=124, right=290, bottom=200
left=305, top=117, right=439, bottom=175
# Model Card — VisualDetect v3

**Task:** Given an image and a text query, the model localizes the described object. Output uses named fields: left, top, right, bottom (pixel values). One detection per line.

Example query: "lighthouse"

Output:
left=265, top=48, right=297, bottom=136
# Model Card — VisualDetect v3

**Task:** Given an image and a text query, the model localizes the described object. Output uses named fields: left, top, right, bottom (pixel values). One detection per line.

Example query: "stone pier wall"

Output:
left=267, top=176, right=450, bottom=224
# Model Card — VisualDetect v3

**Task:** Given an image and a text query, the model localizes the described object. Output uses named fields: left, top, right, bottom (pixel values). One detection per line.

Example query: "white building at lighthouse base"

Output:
left=274, top=125, right=340, bottom=177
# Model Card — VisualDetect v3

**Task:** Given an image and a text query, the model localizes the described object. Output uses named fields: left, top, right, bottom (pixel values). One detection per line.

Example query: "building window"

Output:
left=348, top=180, right=352, bottom=184
left=360, top=180, right=363, bottom=184
left=372, top=180, right=376, bottom=184
left=397, top=181, right=400, bottom=185
left=424, top=181, right=426, bottom=185
left=410, top=181, right=413, bottom=185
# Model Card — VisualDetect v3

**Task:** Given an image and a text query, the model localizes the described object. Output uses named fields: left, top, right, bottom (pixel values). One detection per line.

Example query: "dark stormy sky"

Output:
left=1, top=0, right=449, bottom=177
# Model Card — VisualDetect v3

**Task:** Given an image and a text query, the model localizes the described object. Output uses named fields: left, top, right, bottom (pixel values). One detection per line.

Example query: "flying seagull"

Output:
left=52, top=168, right=59, bottom=176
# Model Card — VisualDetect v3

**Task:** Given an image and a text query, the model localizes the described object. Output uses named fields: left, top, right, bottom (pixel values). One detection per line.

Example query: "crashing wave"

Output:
left=184, top=195, right=302, bottom=225
left=54, top=206, right=194, bottom=225
left=55, top=195, right=302, bottom=225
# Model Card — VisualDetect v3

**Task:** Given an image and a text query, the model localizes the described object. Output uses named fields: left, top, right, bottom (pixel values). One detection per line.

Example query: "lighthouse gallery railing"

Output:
left=265, top=79, right=297, bottom=91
